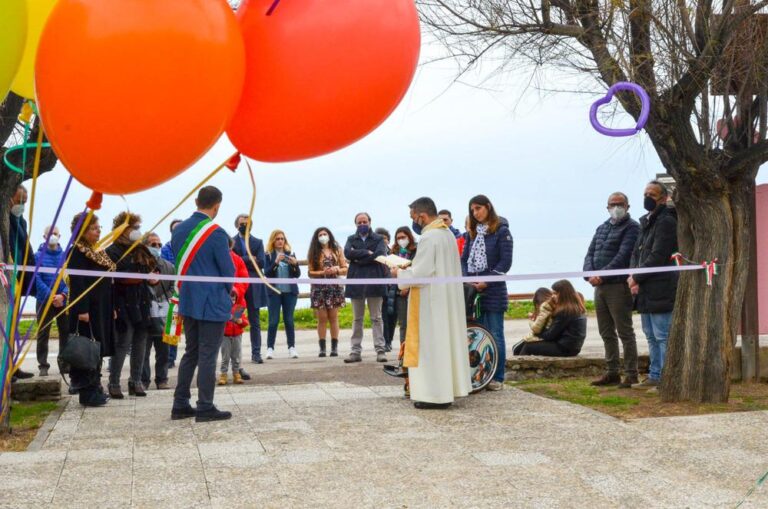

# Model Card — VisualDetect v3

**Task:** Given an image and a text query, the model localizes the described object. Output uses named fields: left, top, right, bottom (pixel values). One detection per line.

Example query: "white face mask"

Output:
left=10, top=204, right=24, bottom=217
left=609, top=206, right=627, bottom=221
left=148, top=246, right=161, bottom=258
left=397, top=238, right=409, bottom=249
left=318, top=235, right=330, bottom=245
left=128, top=229, right=143, bottom=242
left=47, top=234, right=60, bottom=247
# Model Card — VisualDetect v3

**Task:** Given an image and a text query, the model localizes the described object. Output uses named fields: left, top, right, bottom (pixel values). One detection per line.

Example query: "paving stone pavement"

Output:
left=1, top=381, right=768, bottom=508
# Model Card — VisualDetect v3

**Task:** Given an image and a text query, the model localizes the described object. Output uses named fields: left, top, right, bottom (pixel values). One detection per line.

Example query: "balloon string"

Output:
left=38, top=152, right=238, bottom=332
left=266, top=0, right=281, bottom=15
left=243, top=159, right=279, bottom=294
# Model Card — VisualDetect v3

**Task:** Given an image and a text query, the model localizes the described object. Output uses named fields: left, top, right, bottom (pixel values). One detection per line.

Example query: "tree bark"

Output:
left=660, top=171, right=756, bottom=403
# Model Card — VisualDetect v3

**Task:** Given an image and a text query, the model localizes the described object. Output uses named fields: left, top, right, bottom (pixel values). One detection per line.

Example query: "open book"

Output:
left=375, top=254, right=412, bottom=269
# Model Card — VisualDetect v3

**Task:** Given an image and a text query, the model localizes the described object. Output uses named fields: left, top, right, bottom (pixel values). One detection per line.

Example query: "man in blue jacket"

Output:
left=170, top=186, right=235, bottom=423
left=583, top=192, right=640, bottom=388
left=231, top=214, right=268, bottom=364
left=35, top=225, right=69, bottom=377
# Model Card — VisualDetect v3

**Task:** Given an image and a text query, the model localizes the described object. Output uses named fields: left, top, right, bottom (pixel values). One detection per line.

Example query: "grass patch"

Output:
left=0, top=401, right=59, bottom=452
left=513, top=377, right=768, bottom=420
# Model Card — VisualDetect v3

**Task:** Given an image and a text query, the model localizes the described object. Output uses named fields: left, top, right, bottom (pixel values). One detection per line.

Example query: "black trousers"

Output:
left=36, top=301, right=69, bottom=369
left=518, top=341, right=576, bottom=357
left=141, top=333, right=169, bottom=386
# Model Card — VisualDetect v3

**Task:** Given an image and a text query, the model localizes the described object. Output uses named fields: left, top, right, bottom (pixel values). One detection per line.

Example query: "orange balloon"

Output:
left=227, top=0, right=421, bottom=162
left=35, top=0, right=245, bottom=195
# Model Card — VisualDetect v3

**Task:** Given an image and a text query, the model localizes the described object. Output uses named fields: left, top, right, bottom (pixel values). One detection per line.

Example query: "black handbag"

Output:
left=58, top=323, right=100, bottom=371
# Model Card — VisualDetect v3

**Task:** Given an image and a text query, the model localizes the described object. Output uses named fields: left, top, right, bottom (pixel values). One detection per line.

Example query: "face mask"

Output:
left=318, top=235, right=330, bottom=245
left=609, top=206, right=627, bottom=221
left=148, top=246, right=161, bottom=258
left=129, top=229, right=143, bottom=242
left=357, top=224, right=370, bottom=236
left=47, top=234, right=60, bottom=247
left=643, top=196, right=658, bottom=212
left=10, top=204, right=24, bottom=217
left=411, top=220, right=423, bottom=236
left=238, top=224, right=247, bottom=235
left=397, top=238, right=409, bottom=249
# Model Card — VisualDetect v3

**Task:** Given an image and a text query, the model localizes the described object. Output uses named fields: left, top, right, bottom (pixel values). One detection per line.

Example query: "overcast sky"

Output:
left=24, top=37, right=768, bottom=301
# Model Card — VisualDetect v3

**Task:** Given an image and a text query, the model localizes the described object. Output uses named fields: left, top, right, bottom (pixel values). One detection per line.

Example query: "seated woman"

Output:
left=518, top=280, right=586, bottom=357
left=512, top=287, right=554, bottom=355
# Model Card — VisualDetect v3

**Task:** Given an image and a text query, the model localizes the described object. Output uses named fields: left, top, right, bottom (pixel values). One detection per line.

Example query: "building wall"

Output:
left=757, top=184, right=768, bottom=334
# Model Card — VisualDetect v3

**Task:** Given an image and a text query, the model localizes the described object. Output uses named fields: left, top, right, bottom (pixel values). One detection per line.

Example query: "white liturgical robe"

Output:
left=397, top=219, right=472, bottom=404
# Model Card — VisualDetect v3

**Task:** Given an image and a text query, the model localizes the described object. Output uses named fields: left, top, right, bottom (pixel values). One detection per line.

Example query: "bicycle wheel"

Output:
left=467, top=321, right=499, bottom=394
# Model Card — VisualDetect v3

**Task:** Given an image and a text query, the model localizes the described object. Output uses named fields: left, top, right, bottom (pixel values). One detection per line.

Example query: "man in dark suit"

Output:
left=170, top=186, right=235, bottom=423
left=231, top=214, right=268, bottom=363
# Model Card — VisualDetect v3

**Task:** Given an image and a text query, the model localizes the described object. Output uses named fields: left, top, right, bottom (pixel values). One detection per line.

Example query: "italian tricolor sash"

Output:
left=162, top=218, right=219, bottom=345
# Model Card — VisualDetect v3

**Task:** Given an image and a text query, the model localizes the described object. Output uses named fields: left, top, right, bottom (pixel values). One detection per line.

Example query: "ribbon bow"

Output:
left=702, top=259, right=719, bottom=287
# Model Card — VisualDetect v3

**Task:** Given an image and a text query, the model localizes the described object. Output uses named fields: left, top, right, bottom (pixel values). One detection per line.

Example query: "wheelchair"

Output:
left=382, top=284, right=500, bottom=394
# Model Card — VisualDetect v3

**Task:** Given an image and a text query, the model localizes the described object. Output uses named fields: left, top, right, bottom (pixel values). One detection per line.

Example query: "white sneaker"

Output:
left=289, top=347, right=299, bottom=359
left=266, top=348, right=274, bottom=359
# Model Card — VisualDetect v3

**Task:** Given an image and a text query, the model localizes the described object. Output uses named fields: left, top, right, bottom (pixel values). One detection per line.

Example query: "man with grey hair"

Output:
left=584, top=192, right=640, bottom=388
left=628, top=180, right=678, bottom=390
left=141, top=232, right=174, bottom=390
left=232, top=213, right=267, bottom=364
left=344, top=212, right=389, bottom=363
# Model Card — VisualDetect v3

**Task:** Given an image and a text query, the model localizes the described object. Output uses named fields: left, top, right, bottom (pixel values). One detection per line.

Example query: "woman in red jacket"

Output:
left=219, top=242, right=250, bottom=385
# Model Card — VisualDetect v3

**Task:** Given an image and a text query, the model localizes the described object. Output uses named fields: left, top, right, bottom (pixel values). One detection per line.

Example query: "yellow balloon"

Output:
left=0, top=0, right=27, bottom=100
left=11, top=0, right=58, bottom=100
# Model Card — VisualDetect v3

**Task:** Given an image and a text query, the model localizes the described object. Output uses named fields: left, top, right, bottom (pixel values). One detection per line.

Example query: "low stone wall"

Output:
left=11, top=376, right=61, bottom=402
left=505, top=355, right=650, bottom=381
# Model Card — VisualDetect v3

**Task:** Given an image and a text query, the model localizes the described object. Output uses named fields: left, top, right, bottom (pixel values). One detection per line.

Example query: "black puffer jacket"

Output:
left=630, top=205, right=678, bottom=313
left=540, top=314, right=587, bottom=355
left=583, top=215, right=640, bottom=283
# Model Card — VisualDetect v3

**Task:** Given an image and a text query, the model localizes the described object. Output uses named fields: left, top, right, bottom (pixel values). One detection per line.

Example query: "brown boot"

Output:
left=590, top=373, right=621, bottom=386
left=218, top=373, right=228, bottom=386
left=233, top=372, right=244, bottom=385
left=108, top=385, right=124, bottom=399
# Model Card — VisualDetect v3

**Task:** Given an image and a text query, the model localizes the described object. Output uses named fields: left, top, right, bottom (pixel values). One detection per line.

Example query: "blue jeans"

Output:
left=641, top=312, right=672, bottom=381
left=267, top=293, right=298, bottom=349
left=480, top=311, right=506, bottom=382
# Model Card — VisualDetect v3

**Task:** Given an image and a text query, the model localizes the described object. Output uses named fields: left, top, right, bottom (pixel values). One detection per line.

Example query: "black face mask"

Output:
left=238, top=224, right=247, bottom=235
left=643, top=196, right=659, bottom=212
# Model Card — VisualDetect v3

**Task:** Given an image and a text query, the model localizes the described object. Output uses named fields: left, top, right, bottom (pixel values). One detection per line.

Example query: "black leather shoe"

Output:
left=14, top=369, right=34, bottom=379
left=238, top=369, right=251, bottom=381
left=171, top=406, right=196, bottom=420
left=413, top=401, right=451, bottom=410
left=195, top=407, right=232, bottom=423
left=252, top=356, right=264, bottom=364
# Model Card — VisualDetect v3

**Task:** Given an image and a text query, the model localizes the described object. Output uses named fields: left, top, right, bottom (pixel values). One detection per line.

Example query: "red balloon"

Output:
left=227, top=0, right=421, bottom=162
left=35, top=0, right=245, bottom=195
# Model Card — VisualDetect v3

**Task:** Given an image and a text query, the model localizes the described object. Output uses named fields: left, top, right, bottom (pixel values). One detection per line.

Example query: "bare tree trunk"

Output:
left=661, top=172, right=755, bottom=403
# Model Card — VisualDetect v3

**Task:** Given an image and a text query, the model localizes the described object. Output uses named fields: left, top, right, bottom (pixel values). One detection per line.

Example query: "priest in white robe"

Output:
left=395, top=197, right=472, bottom=409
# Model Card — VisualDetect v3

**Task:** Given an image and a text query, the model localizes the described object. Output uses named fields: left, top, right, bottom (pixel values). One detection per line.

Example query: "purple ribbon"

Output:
left=266, top=0, right=281, bottom=15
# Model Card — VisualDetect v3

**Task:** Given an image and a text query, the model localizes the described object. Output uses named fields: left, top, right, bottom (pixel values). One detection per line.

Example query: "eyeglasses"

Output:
left=275, top=237, right=285, bottom=241
left=149, top=243, right=162, bottom=248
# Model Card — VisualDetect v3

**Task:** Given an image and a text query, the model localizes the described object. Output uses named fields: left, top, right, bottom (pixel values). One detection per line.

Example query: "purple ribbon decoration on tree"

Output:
left=589, top=82, right=651, bottom=137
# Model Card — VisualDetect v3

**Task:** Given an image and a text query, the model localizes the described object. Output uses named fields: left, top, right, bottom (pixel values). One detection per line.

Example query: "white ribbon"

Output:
left=9, top=264, right=702, bottom=286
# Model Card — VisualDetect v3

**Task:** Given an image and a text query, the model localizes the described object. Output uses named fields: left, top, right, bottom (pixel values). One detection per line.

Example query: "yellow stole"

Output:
left=403, top=219, right=448, bottom=368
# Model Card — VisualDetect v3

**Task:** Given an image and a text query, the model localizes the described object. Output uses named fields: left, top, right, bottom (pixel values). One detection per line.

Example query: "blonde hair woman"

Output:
left=264, top=230, right=301, bottom=358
